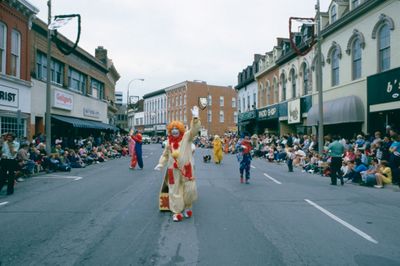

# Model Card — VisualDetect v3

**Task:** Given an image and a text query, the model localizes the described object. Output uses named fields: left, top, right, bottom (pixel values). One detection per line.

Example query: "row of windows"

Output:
left=0, top=22, right=21, bottom=77
left=145, top=97, right=166, bottom=112
left=166, top=110, right=238, bottom=124
left=36, top=51, right=105, bottom=100
left=239, top=93, right=257, bottom=112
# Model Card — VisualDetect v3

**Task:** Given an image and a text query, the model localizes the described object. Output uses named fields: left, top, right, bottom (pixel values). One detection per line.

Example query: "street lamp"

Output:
left=194, top=80, right=211, bottom=137
left=127, top=78, right=144, bottom=108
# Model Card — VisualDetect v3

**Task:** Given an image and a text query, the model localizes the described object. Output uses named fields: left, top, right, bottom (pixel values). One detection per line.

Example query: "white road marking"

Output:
left=35, top=175, right=82, bottom=181
left=263, top=173, right=282, bottom=184
left=305, top=199, right=378, bottom=244
left=0, top=201, right=9, bottom=207
left=251, top=165, right=256, bottom=169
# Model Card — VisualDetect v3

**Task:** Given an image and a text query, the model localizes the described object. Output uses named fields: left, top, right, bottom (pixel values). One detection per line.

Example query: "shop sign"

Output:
left=144, top=126, right=154, bottom=132
left=0, top=85, right=18, bottom=108
left=238, top=110, right=257, bottom=122
left=258, top=105, right=278, bottom=120
left=54, top=90, right=73, bottom=110
left=367, top=67, right=400, bottom=105
left=288, top=98, right=301, bottom=124
left=83, top=108, right=100, bottom=118
left=155, top=124, right=166, bottom=131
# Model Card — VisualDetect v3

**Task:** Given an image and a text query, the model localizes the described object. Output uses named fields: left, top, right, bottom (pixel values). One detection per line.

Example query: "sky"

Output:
left=28, top=0, right=331, bottom=100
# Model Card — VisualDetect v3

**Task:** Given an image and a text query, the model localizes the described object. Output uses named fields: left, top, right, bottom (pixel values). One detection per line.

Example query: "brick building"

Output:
left=0, top=0, right=38, bottom=137
left=166, top=81, right=237, bottom=137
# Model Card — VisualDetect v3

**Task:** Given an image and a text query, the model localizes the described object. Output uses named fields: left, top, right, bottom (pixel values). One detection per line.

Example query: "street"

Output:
left=1, top=144, right=400, bottom=266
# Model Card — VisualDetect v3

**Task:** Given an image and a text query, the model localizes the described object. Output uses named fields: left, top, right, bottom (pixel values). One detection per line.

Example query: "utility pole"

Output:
left=316, top=0, right=324, bottom=154
left=45, top=0, right=52, bottom=154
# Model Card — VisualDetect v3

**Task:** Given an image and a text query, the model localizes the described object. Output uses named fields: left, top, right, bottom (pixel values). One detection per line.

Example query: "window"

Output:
left=238, top=98, right=241, bottom=112
left=331, top=49, right=340, bottom=86
left=1, top=116, right=25, bottom=138
left=179, top=95, right=182, bottom=105
left=11, top=30, right=21, bottom=77
left=303, top=64, right=309, bottom=94
left=281, top=74, right=286, bottom=101
left=208, top=110, right=212, bottom=122
left=253, top=93, right=256, bottom=108
left=378, top=24, right=390, bottom=72
left=68, top=68, right=87, bottom=94
left=233, top=111, right=238, bottom=123
left=259, top=84, right=264, bottom=107
left=331, top=5, right=337, bottom=23
left=51, top=59, right=64, bottom=85
left=242, top=97, right=245, bottom=111
left=219, top=110, right=224, bottom=123
left=266, top=82, right=270, bottom=106
left=352, top=39, right=362, bottom=80
left=208, top=95, right=212, bottom=106
left=220, top=96, right=224, bottom=107
left=232, top=97, right=236, bottom=108
left=247, top=95, right=250, bottom=110
left=184, top=94, right=186, bottom=105
left=36, top=51, right=64, bottom=85
left=290, top=70, right=296, bottom=98
left=91, top=78, right=104, bottom=99
left=273, top=78, right=278, bottom=103
left=0, top=22, right=6, bottom=74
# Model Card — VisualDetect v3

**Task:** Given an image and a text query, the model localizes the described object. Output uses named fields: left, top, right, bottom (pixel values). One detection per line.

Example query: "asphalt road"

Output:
left=1, top=144, right=399, bottom=266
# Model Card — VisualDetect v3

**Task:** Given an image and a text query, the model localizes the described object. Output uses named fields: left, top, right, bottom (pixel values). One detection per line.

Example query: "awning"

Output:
left=52, top=115, right=117, bottom=131
left=306, top=95, right=364, bottom=126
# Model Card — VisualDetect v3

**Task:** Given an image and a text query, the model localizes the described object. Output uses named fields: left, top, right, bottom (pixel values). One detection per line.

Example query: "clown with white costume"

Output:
left=154, top=106, right=201, bottom=222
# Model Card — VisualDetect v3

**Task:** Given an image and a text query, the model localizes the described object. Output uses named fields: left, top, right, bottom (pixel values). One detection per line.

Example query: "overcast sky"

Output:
left=29, top=0, right=331, bottom=100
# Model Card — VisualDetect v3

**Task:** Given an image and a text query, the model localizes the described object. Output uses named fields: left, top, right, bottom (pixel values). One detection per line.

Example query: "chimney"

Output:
left=95, top=46, right=108, bottom=64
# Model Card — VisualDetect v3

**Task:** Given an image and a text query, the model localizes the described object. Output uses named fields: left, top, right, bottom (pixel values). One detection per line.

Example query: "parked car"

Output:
left=142, top=135, right=151, bottom=144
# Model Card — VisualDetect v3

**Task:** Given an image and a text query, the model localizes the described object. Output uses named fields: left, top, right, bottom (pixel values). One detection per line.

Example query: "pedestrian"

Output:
left=0, top=133, right=20, bottom=195
left=237, top=136, right=252, bottom=184
left=286, top=147, right=295, bottom=172
left=131, top=130, right=143, bottom=169
left=154, top=106, right=201, bottom=222
left=213, top=135, right=223, bottom=164
left=128, top=129, right=137, bottom=169
left=327, top=135, right=345, bottom=185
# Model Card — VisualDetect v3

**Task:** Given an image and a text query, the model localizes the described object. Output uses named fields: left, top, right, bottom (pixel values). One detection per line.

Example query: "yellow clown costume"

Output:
left=154, top=106, right=201, bottom=222
left=213, top=135, right=223, bottom=164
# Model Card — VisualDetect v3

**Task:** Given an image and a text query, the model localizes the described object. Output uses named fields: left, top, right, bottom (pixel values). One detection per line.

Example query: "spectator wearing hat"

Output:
left=0, top=133, right=20, bottom=195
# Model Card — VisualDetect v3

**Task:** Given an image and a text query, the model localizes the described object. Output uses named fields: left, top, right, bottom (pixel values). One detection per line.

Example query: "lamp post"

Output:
left=315, top=0, right=324, bottom=154
left=126, top=78, right=144, bottom=131
left=45, top=0, right=52, bottom=155
left=194, top=80, right=211, bottom=137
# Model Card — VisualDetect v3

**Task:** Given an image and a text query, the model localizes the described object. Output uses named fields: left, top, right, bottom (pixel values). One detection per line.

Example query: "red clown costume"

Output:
left=154, top=106, right=201, bottom=222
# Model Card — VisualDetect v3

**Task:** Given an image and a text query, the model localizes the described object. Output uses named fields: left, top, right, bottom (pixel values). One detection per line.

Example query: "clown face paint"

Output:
left=171, top=128, right=180, bottom=137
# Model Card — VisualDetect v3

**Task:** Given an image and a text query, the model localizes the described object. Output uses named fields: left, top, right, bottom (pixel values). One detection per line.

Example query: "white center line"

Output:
left=263, top=173, right=282, bottom=184
left=0, top=201, right=9, bottom=207
left=251, top=165, right=256, bottom=169
left=305, top=199, right=378, bottom=244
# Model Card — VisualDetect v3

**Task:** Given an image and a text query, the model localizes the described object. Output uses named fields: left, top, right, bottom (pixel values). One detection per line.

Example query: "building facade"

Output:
left=165, top=81, right=237, bottom=137
left=0, top=0, right=38, bottom=138
left=30, top=18, right=119, bottom=145
left=143, top=89, right=167, bottom=136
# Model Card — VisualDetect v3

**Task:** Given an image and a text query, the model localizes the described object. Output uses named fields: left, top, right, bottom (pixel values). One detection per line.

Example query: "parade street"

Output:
left=1, top=144, right=399, bottom=266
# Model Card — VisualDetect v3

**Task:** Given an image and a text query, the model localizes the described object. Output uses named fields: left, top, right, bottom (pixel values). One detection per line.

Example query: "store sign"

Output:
left=83, top=108, right=100, bottom=118
left=258, top=105, right=278, bottom=120
left=238, top=110, right=257, bottom=122
left=155, top=124, right=166, bottom=131
left=0, top=85, right=18, bottom=108
left=367, top=67, right=400, bottom=105
left=288, top=98, right=301, bottom=124
left=54, top=90, right=73, bottom=110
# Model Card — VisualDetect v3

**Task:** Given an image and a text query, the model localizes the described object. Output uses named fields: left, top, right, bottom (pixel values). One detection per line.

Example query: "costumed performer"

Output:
left=213, top=135, right=223, bottom=164
left=237, top=136, right=252, bottom=184
left=154, top=106, right=201, bottom=222
left=128, top=129, right=137, bottom=169
left=131, top=131, right=143, bottom=169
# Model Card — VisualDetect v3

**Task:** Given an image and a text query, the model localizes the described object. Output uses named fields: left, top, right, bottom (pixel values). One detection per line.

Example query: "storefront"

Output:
left=238, top=110, right=257, bottom=135
left=367, top=67, right=400, bottom=134
left=307, top=95, right=364, bottom=138
left=0, top=78, right=31, bottom=138
left=257, top=104, right=279, bottom=135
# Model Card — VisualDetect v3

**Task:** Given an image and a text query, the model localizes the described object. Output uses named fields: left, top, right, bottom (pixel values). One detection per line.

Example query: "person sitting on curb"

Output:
left=374, top=160, right=392, bottom=188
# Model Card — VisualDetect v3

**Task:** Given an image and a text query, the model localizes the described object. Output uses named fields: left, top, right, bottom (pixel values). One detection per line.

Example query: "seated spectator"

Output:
left=361, top=158, right=379, bottom=186
left=345, top=159, right=368, bottom=183
left=68, top=150, right=86, bottom=168
left=374, top=160, right=392, bottom=188
left=17, top=143, right=36, bottom=177
left=343, top=148, right=356, bottom=163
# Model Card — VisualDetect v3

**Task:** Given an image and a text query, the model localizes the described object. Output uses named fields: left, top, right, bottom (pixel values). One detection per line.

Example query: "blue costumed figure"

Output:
left=237, top=136, right=252, bottom=184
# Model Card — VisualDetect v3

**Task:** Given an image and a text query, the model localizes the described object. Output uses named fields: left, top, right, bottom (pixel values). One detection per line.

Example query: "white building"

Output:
left=143, top=89, right=167, bottom=136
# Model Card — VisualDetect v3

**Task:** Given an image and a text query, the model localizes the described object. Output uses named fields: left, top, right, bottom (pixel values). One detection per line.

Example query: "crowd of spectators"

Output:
left=196, top=127, right=400, bottom=189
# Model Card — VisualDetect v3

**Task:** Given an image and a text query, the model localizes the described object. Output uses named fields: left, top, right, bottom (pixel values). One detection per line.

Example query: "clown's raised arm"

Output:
left=188, top=106, right=201, bottom=141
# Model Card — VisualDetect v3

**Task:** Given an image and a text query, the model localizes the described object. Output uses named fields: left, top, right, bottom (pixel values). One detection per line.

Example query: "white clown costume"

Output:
left=154, top=106, right=201, bottom=222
